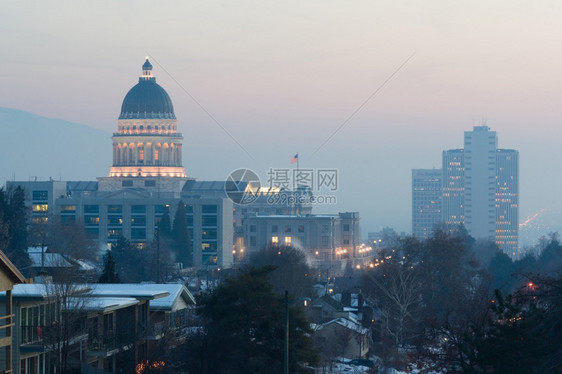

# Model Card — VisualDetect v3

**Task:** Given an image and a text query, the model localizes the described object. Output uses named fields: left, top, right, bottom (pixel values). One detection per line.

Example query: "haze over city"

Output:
left=2, top=1, right=562, bottom=244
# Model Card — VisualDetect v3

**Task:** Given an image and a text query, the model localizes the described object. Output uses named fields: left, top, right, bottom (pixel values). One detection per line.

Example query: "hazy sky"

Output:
left=2, top=1, right=562, bottom=241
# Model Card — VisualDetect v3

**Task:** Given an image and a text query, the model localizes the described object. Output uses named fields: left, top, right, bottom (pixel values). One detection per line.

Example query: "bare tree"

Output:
left=363, top=256, right=424, bottom=348
left=41, top=258, right=90, bottom=373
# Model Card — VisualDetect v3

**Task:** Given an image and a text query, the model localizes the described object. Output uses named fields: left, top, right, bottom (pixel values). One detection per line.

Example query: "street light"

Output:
left=284, top=290, right=311, bottom=374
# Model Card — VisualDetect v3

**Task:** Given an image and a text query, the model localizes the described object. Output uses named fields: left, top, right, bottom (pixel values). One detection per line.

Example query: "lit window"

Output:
left=32, top=204, right=48, bottom=212
left=139, top=150, right=144, bottom=160
left=272, top=236, right=278, bottom=244
left=285, top=236, right=291, bottom=246
left=154, top=150, right=159, bottom=160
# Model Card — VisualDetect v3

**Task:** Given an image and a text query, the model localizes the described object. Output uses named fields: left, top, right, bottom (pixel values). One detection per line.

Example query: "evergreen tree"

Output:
left=159, top=209, right=172, bottom=236
left=249, top=245, right=314, bottom=299
left=0, top=186, right=31, bottom=273
left=99, top=249, right=120, bottom=283
left=185, top=266, right=318, bottom=374
left=171, top=201, right=192, bottom=267
left=110, top=235, right=145, bottom=282
left=487, top=250, right=514, bottom=293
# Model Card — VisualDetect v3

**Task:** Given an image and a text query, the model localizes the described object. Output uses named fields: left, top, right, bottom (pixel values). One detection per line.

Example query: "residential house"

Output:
left=314, top=317, right=370, bottom=359
left=0, top=251, right=27, bottom=373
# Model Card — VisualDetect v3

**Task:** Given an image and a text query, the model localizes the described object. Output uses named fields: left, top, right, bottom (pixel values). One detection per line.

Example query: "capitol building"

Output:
left=8, top=59, right=360, bottom=271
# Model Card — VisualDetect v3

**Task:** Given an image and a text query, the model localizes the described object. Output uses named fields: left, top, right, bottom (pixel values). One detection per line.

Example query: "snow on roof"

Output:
left=29, top=252, right=73, bottom=268
left=87, top=283, right=171, bottom=301
left=321, top=317, right=368, bottom=335
left=68, top=296, right=139, bottom=312
left=0, top=283, right=91, bottom=300
left=74, top=259, right=96, bottom=271
left=6, top=284, right=50, bottom=299
left=132, top=283, right=196, bottom=310
left=27, top=247, right=45, bottom=253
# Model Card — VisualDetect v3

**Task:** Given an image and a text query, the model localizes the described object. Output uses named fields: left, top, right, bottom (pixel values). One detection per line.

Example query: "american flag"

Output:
left=290, top=153, right=298, bottom=164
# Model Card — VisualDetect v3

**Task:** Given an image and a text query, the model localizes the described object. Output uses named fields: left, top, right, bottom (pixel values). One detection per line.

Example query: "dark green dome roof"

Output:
left=119, top=59, right=176, bottom=120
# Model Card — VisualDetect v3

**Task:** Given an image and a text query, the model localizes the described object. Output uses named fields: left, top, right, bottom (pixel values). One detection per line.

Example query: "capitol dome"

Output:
left=118, top=59, right=176, bottom=120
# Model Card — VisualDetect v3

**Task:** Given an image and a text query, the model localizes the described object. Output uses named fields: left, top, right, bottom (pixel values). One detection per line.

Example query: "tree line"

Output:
left=361, top=227, right=562, bottom=373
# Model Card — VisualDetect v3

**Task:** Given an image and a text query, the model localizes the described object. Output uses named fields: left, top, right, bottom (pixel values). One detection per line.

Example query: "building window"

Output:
left=272, top=236, right=279, bottom=244
left=108, top=205, right=122, bottom=213
left=107, top=229, right=122, bottom=241
left=131, top=217, right=146, bottom=226
left=202, top=205, right=218, bottom=214
left=154, top=150, right=159, bottom=160
left=87, top=217, right=100, bottom=225
left=271, top=225, right=278, bottom=233
left=202, top=255, right=218, bottom=265
left=32, top=204, right=48, bottom=212
left=249, top=225, right=256, bottom=233
left=250, top=236, right=256, bottom=246
left=343, top=239, right=350, bottom=245
left=202, top=241, right=217, bottom=252
left=343, top=224, right=350, bottom=232
left=131, top=205, right=146, bottom=214
left=202, top=216, right=217, bottom=227
left=285, top=236, right=292, bottom=246
left=84, top=205, right=99, bottom=213
left=285, top=226, right=291, bottom=233
left=32, top=191, right=48, bottom=201
left=61, top=215, right=75, bottom=224
left=321, top=236, right=329, bottom=247
left=145, top=180, right=156, bottom=187
left=202, top=229, right=217, bottom=239
left=322, top=224, right=329, bottom=233
left=298, top=225, right=305, bottom=233
left=122, top=180, right=133, bottom=187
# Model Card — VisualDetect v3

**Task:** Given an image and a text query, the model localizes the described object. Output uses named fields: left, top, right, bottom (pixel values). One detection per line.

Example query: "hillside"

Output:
left=0, top=107, right=111, bottom=184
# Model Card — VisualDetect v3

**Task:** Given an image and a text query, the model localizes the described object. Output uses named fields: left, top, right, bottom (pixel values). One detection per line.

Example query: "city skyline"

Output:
left=414, top=126, right=519, bottom=256
left=2, top=1, right=562, bottom=243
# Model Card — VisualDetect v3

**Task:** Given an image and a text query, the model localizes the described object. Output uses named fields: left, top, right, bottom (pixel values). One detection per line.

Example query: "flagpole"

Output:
left=296, top=152, right=299, bottom=174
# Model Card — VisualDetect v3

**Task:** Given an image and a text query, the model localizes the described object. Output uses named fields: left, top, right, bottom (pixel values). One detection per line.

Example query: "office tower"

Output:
left=495, top=149, right=519, bottom=257
left=464, top=126, right=497, bottom=240
left=437, top=125, right=519, bottom=255
left=412, top=169, right=442, bottom=239
left=441, top=149, right=464, bottom=228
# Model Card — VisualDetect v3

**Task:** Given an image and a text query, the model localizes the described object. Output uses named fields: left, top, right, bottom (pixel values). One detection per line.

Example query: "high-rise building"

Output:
left=495, top=149, right=519, bottom=257
left=464, top=126, right=498, bottom=240
left=414, top=125, right=519, bottom=255
left=442, top=149, right=464, bottom=228
left=442, top=126, right=518, bottom=255
left=412, top=169, right=442, bottom=239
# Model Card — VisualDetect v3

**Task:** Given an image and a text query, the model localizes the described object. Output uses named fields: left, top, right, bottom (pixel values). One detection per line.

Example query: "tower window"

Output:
left=154, top=150, right=159, bottom=160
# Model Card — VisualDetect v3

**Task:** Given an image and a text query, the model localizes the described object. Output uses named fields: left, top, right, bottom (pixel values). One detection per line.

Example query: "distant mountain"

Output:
left=0, top=107, right=111, bottom=184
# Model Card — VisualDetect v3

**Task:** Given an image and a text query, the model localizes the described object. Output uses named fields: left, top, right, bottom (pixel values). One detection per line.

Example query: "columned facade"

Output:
left=104, top=58, right=186, bottom=186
